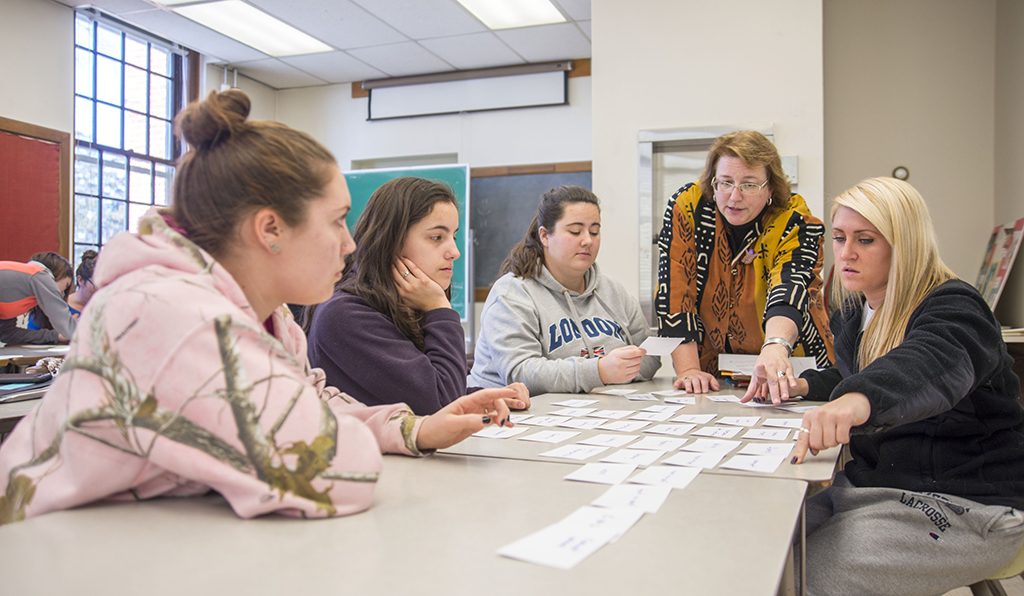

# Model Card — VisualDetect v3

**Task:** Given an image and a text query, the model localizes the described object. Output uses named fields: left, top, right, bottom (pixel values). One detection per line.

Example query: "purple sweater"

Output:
left=307, top=290, right=470, bottom=415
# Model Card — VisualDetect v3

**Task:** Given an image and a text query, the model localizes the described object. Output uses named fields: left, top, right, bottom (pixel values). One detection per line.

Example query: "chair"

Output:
left=969, top=546, right=1024, bottom=596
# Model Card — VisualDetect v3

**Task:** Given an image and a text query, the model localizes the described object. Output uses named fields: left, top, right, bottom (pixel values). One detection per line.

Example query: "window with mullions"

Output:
left=73, top=12, right=183, bottom=266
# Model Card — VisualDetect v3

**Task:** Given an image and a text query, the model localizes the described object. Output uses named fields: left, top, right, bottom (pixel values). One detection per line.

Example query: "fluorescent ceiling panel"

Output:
left=173, top=0, right=332, bottom=57
left=368, top=70, right=566, bottom=120
left=455, top=0, right=566, bottom=30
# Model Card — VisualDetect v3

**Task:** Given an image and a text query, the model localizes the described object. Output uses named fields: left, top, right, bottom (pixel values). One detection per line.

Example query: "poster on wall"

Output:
left=975, top=217, right=1024, bottom=310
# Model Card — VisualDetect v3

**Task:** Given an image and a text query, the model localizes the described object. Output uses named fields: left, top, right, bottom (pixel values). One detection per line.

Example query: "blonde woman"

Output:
left=745, top=177, right=1024, bottom=594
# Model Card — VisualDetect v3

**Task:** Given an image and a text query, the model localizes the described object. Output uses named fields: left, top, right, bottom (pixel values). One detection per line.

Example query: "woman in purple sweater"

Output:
left=307, top=177, right=528, bottom=415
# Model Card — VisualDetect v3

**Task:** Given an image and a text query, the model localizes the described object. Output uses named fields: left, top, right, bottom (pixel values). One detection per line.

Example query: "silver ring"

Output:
left=798, top=427, right=810, bottom=434
left=402, top=271, right=411, bottom=278
left=777, top=370, right=787, bottom=378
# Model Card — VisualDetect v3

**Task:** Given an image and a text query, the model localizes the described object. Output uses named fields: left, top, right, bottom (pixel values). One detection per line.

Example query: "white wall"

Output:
left=274, top=77, right=592, bottom=170
left=824, top=0, right=996, bottom=282
left=591, top=0, right=825, bottom=299
left=1, top=0, right=73, bottom=132
left=995, top=0, right=1024, bottom=327
left=202, top=62, right=278, bottom=122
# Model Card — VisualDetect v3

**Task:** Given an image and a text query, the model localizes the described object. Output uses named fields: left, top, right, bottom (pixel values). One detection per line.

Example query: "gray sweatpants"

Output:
left=805, top=473, right=1024, bottom=596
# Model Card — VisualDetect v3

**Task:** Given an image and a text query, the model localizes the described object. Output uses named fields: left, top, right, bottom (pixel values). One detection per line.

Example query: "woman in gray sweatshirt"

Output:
left=470, top=186, right=660, bottom=394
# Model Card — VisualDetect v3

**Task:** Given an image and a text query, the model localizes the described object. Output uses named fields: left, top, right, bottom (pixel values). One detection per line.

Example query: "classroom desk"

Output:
left=0, top=453, right=807, bottom=596
left=0, top=344, right=68, bottom=368
left=443, top=379, right=842, bottom=485
left=0, top=394, right=42, bottom=438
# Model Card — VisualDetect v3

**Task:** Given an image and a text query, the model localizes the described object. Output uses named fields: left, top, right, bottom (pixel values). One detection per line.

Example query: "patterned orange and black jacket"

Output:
left=655, top=181, right=834, bottom=373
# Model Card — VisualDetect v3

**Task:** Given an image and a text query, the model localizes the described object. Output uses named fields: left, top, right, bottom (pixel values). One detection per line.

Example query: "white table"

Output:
left=0, top=453, right=807, bottom=596
left=443, top=379, right=842, bottom=484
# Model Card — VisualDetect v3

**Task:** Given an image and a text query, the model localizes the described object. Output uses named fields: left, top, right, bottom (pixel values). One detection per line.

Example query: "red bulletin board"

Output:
left=0, top=118, right=70, bottom=262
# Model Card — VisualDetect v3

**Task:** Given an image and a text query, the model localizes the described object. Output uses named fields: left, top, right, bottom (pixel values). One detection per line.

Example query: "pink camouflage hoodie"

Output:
left=0, top=209, right=426, bottom=524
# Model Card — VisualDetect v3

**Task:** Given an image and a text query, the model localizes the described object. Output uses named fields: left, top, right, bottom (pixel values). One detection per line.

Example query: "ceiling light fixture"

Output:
left=455, top=0, right=566, bottom=30
left=172, top=0, right=332, bottom=57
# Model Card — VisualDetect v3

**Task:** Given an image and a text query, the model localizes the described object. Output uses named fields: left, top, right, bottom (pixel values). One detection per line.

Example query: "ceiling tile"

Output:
left=496, top=22, right=591, bottom=63
left=233, top=58, right=328, bottom=89
left=121, top=9, right=269, bottom=62
left=553, top=0, right=591, bottom=21
left=247, top=0, right=407, bottom=50
left=419, top=32, right=525, bottom=70
left=350, top=0, right=487, bottom=40
left=55, top=0, right=154, bottom=13
left=281, top=51, right=386, bottom=84
left=347, top=41, right=455, bottom=78
left=577, top=20, right=591, bottom=40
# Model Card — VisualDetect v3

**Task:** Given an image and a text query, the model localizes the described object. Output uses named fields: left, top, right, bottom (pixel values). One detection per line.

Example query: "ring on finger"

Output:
left=402, top=270, right=411, bottom=278
left=798, top=427, right=810, bottom=434
left=777, top=370, right=787, bottom=378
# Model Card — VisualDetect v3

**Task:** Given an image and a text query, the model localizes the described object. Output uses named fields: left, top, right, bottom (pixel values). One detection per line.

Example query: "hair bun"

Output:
left=80, top=249, right=98, bottom=261
left=175, top=89, right=252, bottom=150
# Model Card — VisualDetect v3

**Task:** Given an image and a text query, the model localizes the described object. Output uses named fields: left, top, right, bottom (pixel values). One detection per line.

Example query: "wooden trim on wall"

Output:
left=471, top=160, right=592, bottom=178
left=568, top=58, right=591, bottom=78
left=0, top=117, right=71, bottom=258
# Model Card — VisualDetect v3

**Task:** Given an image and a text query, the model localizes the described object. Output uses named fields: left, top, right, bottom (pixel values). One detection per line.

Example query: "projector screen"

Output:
left=368, top=70, right=567, bottom=120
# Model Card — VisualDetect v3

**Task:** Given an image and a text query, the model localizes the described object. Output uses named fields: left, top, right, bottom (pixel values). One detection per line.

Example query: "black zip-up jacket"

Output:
left=802, top=280, right=1024, bottom=509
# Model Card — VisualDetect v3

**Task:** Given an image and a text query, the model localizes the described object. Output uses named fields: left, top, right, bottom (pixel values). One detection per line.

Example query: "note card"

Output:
left=593, top=388, right=637, bottom=396
left=664, top=396, right=696, bottom=405
left=630, top=411, right=674, bottom=422
left=509, top=414, right=533, bottom=424
left=589, top=409, right=635, bottom=420
left=579, top=433, right=639, bottom=448
left=680, top=438, right=741, bottom=454
left=642, top=424, right=695, bottom=437
left=628, top=465, right=701, bottom=490
left=550, top=399, right=599, bottom=407
left=519, top=430, right=580, bottom=444
left=473, top=426, right=529, bottom=439
left=630, top=436, right=687, bottom=451
left=599, top=420, right=651, bottom=432
left=592, top=484, right=672, bottom=514
left=692, top=426, right=742, bottom=439
left=601, top=448, right=665, bottom=467
left=550, top=407, right=598, bottom=417
left=641, top=405, right=684, bottom=413
left=625, top=393, right=661, bottom=402
left=720, top=453, right=789, bottom=474
left=671, top=413, right=716, bottom=425
left=652, top=389, right=689, bottom=397
left=638, top=336, right=684, bottom=356
left=564, top=463, right=638, bottom=485
left=558, top=418, right=607, bottom=430
left=762, top=418, right=804, bottom=429
left=737, top=443, right=794, bottom=458
left=540, top=444, right=610, bottom=461
left=741, top=428, right=793, bottom=441
left=662, top=450, right=725, bottom=470
left=520, top=415, right=571, bottom=427
left=717, top=416, right=761, bottom=427
left=498, top=506, right=643, bottom=569
left=705, top=395, right=742, bottom=403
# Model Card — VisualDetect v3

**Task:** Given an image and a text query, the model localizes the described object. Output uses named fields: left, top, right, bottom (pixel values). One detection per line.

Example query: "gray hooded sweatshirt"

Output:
left=469, top=264, right=660, bottom=394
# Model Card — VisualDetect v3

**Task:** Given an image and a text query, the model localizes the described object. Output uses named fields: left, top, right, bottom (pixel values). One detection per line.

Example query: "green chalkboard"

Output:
left=343, top=165, right=471, bottom=321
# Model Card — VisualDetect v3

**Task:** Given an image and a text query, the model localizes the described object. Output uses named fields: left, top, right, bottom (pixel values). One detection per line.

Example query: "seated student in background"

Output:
left=306, top=176, right=528, bottom=415
left=0, top=251, right=77, bottom=344
left=0, top=89, right=520, bottom=525
left=28, top=249, right=99, bottom=330
left=655, top=130, right=833, bottom=399
left=744, top=177, right=1024, bottom=594
left=470, top=185, right=661, bottom=395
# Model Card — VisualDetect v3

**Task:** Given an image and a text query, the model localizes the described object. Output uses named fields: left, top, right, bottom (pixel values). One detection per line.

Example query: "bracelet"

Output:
left=761, top=336, right=794, bottom=357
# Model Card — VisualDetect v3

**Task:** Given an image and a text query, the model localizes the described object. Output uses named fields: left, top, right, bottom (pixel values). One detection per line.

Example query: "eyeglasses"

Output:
left=712, top=177, right=769, bottom=195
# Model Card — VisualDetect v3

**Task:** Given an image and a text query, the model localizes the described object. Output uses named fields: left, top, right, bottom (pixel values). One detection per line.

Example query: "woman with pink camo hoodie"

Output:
left=0, top=89, right=519, bottom=524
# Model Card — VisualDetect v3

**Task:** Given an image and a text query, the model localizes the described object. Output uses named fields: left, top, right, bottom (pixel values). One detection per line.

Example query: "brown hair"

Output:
left=336, top=177, right=457, bottom=349
left=76, top=249, right=98, bottom=286
left=28, top=251, right=73, bottom=330
left=171, top=89, right=337, bottom=257
left=698, top=130, right=792, bottom=218
left=500, top=185, right=600, bottom=280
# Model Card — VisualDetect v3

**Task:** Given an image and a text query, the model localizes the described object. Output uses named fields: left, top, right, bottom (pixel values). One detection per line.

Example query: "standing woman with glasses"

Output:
left=655, top=130, right=833, bottom=401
